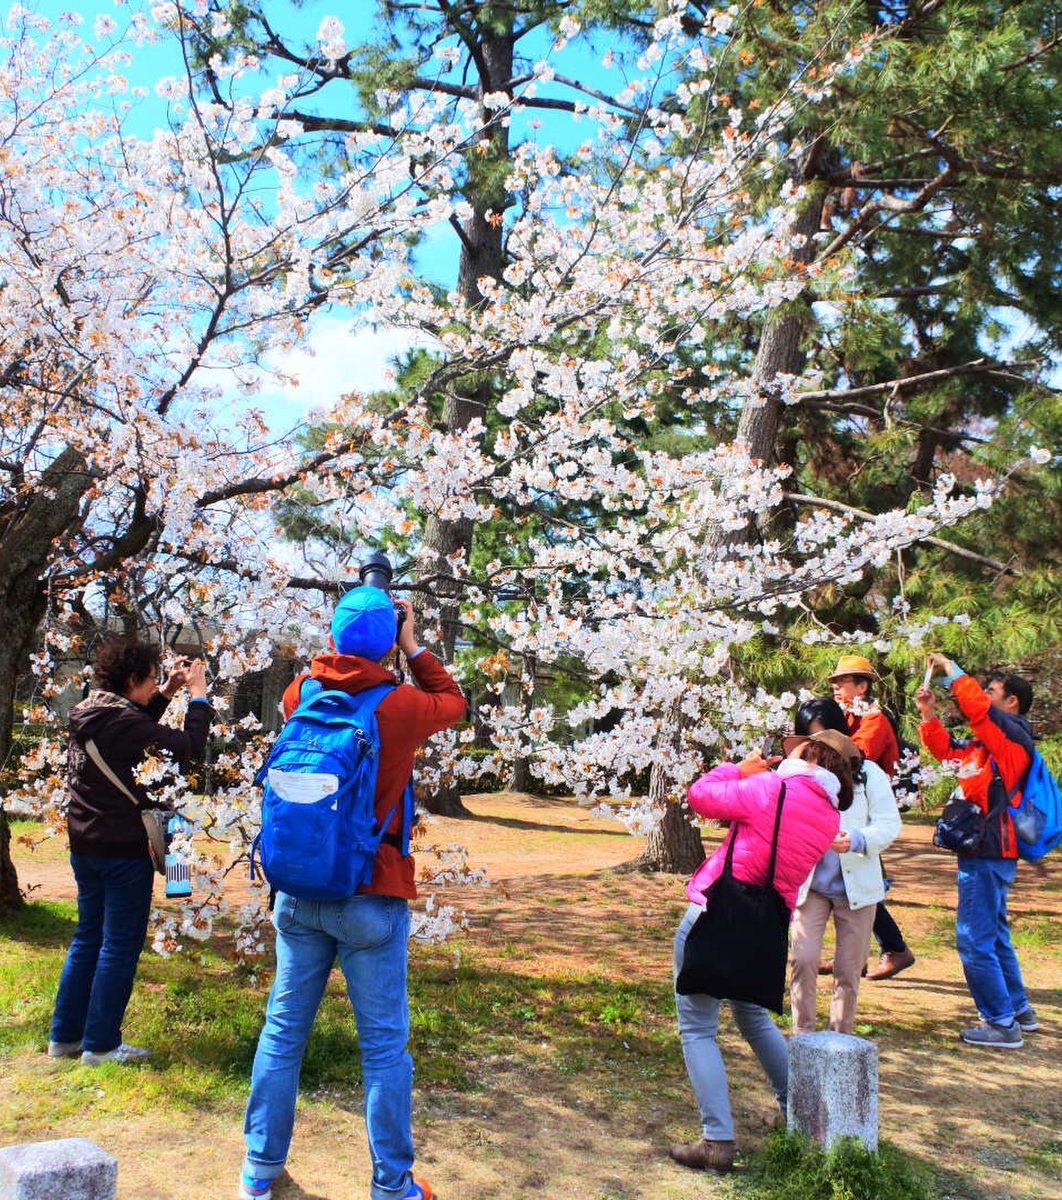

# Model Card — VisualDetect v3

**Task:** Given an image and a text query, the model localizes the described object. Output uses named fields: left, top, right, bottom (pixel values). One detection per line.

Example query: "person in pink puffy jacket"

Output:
left=669, top=741, right=849, bottom=1174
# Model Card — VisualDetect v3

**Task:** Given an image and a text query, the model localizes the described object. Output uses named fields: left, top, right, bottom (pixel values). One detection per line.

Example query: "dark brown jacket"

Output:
left=66, top=690, right=212, bottom=857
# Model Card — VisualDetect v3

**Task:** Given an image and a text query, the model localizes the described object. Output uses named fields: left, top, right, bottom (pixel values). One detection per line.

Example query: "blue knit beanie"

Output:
left=330, top=587, right=397, bottom=660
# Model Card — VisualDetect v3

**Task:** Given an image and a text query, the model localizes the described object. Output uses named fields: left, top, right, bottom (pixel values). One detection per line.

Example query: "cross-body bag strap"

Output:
left=766, top=782, right=787, bottom=889
left=84, top=737, right=142, bottom=807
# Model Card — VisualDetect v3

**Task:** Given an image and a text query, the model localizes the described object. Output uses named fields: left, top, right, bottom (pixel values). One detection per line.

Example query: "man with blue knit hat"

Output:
left=240, top=586, right=465, bottom=1200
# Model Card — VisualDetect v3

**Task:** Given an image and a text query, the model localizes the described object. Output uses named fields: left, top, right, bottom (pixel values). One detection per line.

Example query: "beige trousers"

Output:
left=790, top=889, right=876, bottom=1035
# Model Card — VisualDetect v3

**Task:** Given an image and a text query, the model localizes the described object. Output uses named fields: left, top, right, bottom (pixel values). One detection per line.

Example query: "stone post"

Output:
left=787, top=1031, right=878, bottom=1150
left=0, top=1138, right=117, bottom=1200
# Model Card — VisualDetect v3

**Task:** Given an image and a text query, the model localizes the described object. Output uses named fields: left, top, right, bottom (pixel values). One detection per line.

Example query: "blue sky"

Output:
left=25, top=0, right=641, bottom=426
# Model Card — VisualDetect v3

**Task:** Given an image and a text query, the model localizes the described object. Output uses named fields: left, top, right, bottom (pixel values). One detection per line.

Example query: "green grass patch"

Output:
left=0, top=900, right=683, bottom=1115
left=1009, top=915, right=1062, bottom=948
left=726, top=1130, right=935, bottom=1200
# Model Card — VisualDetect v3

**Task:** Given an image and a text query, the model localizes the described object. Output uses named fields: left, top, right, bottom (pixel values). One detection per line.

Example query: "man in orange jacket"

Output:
left=917, top=654, right=1037, bottom=1049
left=241, top=588, right=466, bottom=1200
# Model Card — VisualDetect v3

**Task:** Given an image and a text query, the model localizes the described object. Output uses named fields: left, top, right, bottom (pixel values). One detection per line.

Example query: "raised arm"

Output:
left=687, top=760, right=781, bottom=823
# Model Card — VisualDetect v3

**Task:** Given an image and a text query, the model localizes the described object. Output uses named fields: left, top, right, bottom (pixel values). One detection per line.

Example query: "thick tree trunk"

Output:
left=633, top=700, right=706, bottom=873
left=0, top=447, right=94, bottom=915
left=640, top=185, right=828, bottom=872
left=418, top=26, right=514, bottom=818
left=737, top=183, right=828, bottom=464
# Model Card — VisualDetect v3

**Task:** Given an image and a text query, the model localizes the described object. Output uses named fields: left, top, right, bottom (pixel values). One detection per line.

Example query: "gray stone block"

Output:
left=0, top=1138, right=117, bottom=1200
left=787, top=1031, right=878, bottom=1150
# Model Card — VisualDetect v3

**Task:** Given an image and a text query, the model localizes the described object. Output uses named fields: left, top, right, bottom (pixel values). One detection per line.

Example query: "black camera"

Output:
left=358, top=552, right=407, bottom=634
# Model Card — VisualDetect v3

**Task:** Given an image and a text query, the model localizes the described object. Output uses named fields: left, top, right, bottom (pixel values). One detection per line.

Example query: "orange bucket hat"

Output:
left=827, top=654, right=881, bottom=683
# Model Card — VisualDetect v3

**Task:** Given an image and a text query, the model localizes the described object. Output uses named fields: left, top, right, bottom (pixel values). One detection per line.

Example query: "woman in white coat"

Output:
left=788, top=700, right=903, bottom=1034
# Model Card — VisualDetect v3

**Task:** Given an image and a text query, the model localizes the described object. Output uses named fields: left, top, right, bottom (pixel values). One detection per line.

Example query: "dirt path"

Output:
left=5, top=795, right=1061, bottom=1200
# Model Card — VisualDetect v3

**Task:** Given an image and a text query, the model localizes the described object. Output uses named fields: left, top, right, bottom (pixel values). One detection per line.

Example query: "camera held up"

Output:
left=358, top=552, right=407, bottom=635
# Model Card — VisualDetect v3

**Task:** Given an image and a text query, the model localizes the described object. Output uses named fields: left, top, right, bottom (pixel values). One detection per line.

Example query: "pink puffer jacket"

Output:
left=686, top=763, right=840, bottom=911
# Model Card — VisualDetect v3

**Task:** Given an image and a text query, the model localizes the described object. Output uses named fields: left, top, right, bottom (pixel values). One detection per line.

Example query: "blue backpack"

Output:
left=250, top=680, right=413, bottom=900
left=1009, top=749, right=1062, bottom=863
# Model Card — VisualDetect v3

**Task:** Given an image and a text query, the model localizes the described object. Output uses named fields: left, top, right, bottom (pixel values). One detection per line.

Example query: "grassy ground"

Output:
left=2, top=798, right=1061, bottom=1200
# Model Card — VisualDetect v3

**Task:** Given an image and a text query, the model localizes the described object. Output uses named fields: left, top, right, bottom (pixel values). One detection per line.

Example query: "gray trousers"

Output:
left=673, top=902, right=789, bottom=1141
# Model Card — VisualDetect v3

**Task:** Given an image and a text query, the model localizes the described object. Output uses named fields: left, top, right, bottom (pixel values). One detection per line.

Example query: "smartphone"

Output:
left=762, top=736, right=777, bottom=758
left=922, top=664, right=934, bottom=691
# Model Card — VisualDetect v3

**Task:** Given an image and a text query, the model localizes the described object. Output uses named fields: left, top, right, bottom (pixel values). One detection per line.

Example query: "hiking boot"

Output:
left=668, top=1138, right=736, bottom=1173
left=959, top=1020, right=1023, bottom=1049
left=400, top=1179, right=433, bottom=1200
left=47, top=1039, right=83, bottom=1058
left=1015, top=1007, right=1039, bottom=1033
left=865, top=948, right=915, bottom=980
left=81, top=1042, right=150, bottom=1066
left=237, top=1174, right=273, bottom=1200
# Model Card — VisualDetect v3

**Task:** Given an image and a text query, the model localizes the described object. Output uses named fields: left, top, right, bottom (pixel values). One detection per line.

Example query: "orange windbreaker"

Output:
left=919, top=674, right=1033, bottom=859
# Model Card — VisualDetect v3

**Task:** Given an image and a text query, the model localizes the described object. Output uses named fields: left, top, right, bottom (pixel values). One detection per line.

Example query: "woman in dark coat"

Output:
left=48, top=637, right=211, bottom=1065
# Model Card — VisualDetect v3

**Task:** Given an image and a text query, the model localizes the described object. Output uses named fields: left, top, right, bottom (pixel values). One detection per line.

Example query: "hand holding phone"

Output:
left=922, top=662, right=934, bottom=691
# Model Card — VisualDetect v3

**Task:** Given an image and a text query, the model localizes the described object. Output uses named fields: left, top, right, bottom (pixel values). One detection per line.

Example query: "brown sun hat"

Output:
left=781, top=729, right=862, bottom=773
left=827, top=654, right=881, bottom=683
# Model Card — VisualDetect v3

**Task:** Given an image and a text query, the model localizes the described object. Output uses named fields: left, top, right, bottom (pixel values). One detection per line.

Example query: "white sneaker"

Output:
left=81, top=1042, right=151, bottom=1065
left=47, top=1039, right=83, bottom=1058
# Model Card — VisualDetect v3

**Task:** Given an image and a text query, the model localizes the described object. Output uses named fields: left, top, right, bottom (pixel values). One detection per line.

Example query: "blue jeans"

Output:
left=956, top=856, right=1029, bottom=1025
left=50, top=853, right=155, bottom=1053
left=243, top=893, right=414, bottom=1200
left=674, top=903, right=789, bottom=1141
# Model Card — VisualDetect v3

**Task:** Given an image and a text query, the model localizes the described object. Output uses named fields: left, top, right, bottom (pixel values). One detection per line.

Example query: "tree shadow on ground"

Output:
left=0, top=900, right=74, bottom=945
left=454, top=810, right=633, bottom=837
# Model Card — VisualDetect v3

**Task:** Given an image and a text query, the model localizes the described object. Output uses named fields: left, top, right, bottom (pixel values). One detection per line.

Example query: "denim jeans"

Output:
left=955, top=856, right=1028, bottom=1025
left=50, top=853, right=155, bottom=1053
left=674, top=903, right=789, bottom=1141
left=243, top=892, right=414, bottom=1200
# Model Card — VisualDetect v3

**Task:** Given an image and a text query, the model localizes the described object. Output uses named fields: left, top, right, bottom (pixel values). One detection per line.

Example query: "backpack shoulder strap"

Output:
left=991, top=755, right=1031, bottom=806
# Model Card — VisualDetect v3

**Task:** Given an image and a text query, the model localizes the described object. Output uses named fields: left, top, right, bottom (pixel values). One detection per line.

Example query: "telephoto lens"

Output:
left=359, top=551, right=406, bottom=632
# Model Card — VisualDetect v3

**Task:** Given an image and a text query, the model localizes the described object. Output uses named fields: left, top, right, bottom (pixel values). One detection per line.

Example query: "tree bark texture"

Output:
left=418, top=25, right=514, bottom=817
left=0, top=447, right=94, bottom=915
left=636, top=699, right=706, bottom=874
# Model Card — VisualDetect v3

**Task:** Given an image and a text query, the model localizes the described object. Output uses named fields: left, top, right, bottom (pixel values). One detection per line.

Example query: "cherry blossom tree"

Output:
left=4, top=1, right=1053, bottom=949
left=0, top=0, right=477, bottom=912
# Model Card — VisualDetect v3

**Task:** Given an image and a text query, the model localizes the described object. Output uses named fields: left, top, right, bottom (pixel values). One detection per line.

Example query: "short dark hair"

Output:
left=93, top=638, right=160, bottom=696
left=987, top=671, right=1033, bottom=716
left=795, top=696, right=848, bottom=737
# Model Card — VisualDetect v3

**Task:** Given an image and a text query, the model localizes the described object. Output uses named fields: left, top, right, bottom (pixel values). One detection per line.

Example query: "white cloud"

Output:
left=242, top=316, right=435, bottom=432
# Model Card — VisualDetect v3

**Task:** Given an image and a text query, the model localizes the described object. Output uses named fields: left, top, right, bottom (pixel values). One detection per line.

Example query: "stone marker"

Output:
left=0, top=1137, right=117, bottom=1200
left=787, top=1031, right=878, bottom=1150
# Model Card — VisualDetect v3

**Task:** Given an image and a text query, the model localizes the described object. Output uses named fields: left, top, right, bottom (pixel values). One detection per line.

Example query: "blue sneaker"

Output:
left=401, top=1179, right=433, bottom=1200
left=237, top=1174, right=273, bottom=1199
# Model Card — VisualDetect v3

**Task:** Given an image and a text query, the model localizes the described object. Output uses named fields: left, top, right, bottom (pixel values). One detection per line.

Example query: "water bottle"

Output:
left=165, top=814, right=192, bottom=899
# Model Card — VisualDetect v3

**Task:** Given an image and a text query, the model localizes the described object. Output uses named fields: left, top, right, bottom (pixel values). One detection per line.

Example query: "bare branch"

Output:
left=798, top=358, right=1043, bottom=404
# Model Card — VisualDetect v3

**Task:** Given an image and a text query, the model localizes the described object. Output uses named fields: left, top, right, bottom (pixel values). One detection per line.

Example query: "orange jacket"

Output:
left=919, top=674, right=1033, bottom=859
left=845, top=708, right=900, bottom=778
left=283, top=649, right=466, bottom=898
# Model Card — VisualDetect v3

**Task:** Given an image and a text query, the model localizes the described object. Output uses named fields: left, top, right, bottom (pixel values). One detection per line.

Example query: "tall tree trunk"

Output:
left=0, top=448, right=94, bottom=915
left=639, top=185, right=828, bottom=872
left=637, top=698, right=706, bottom=873
left=418, top=26, right=513, bottom=817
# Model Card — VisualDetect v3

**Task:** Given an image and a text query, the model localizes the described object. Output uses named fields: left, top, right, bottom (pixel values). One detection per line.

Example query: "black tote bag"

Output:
left=675, top=783, right=791, bottom=1013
